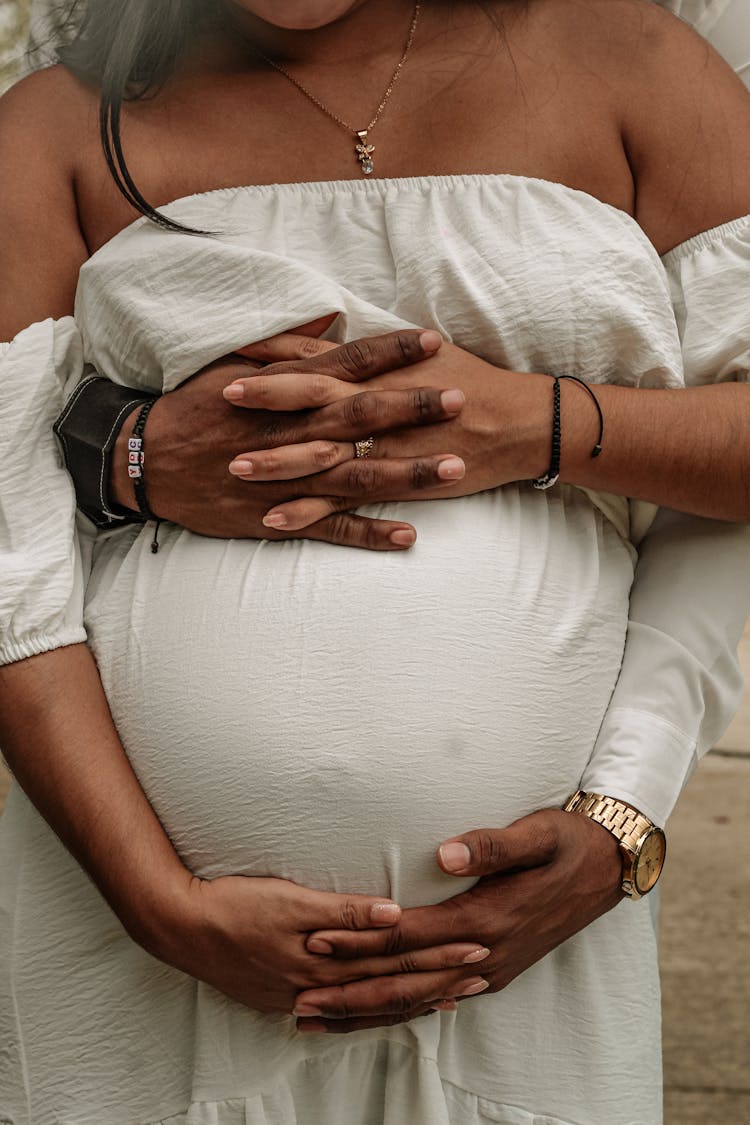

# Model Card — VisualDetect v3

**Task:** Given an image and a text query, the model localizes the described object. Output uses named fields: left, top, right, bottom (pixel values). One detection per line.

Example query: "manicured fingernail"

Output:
left=390, top=528, right=417, bottom=547
left=307, top=938, right=334, bottom=955
left=439, top=842, right=472, bottom=871
left=263, top=512, right=287, bottom=529
left=437, top=457, right=465, bottom=481
left=419, top=330, right=443, bottom=354
left=223, top=383, right=244, bottom=401
left=463, top=947, right=491, bottom=964
left=297, top=1020, right=327, bottom=1033
left=229, top=459, right=253, bottom=476
left=293, top=1003, right=323, bottom=1017
left=456, top=978, right=490, bottom=997
left=440, top=389, right=465, bottom=413
left=370, top=902, right=401, bottom=924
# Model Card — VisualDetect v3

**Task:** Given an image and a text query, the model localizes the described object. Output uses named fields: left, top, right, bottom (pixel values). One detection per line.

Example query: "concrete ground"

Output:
left=661, top=620, right=750, bottom=1124
left=1, top=623, right=749, bottom=1123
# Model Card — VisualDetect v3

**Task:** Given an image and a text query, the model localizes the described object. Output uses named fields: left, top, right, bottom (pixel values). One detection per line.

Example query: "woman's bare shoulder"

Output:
left=529, top=0, right=750, bottom=250
left=624, top=4, right=750, bottom=251
left=0, top=63, right=98, bottom=156
left=0, top=67, right=94, bottom=336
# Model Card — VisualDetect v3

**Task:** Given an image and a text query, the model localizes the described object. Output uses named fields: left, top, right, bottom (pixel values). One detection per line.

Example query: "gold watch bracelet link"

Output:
left=563, top=790, right=653, bottom=855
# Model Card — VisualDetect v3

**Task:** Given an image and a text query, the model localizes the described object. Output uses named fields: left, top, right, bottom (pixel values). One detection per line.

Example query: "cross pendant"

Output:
left=355, top=130, right=375, bottom=175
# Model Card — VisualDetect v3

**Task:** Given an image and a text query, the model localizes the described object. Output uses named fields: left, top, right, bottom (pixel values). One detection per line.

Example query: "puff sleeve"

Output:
left=0, top=318, right=92, bottom=665
left=581, top=216, right=750, bottom=824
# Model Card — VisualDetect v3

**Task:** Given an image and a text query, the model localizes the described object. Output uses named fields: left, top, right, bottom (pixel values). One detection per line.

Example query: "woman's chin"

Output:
left=229, top=0, right=364, bottom=31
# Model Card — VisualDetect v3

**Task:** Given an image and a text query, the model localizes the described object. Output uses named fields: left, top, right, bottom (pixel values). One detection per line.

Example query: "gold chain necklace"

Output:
left=253, top=2, right=421, bottom=176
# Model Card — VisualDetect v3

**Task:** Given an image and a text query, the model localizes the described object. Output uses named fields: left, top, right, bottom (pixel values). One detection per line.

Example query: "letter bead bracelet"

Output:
left=128, top=398, right=161, bottom=553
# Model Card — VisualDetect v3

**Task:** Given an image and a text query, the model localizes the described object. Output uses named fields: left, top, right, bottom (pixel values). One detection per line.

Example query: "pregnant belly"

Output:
left=84, top=487, right=633, bottom=907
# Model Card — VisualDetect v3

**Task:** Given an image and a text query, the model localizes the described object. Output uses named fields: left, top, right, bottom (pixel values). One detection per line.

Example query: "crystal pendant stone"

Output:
left=356, top=130, right=375, bottom=176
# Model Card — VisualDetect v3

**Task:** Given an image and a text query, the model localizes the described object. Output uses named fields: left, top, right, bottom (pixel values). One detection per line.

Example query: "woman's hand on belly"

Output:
left=154, top=873, right=491, bottom=1016
left=227, top=334, right=554, bottom=532
left=111, top=327, right=465, bottom=548
left=290, top=809, right=623, bottom=1034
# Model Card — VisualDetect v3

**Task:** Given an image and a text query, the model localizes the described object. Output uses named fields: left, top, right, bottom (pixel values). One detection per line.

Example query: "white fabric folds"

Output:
left=0, top=318, right=88, bottom=665
left=1, top=176, right=749, bottom=1124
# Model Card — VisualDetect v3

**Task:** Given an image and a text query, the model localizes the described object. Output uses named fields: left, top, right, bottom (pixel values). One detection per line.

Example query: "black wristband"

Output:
left=54, top=375, right=157, bottom=528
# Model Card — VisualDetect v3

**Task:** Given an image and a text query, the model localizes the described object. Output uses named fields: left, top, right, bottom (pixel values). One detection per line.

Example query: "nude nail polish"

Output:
left=463, top=948, right=491, bottom=964
left=456, top=978, right=490, bottom=997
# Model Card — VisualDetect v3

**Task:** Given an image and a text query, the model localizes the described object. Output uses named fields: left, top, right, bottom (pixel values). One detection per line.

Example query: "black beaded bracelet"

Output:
left=127, top=399, right=161, bottom=553
left=532, top=374, right=604, bottom=491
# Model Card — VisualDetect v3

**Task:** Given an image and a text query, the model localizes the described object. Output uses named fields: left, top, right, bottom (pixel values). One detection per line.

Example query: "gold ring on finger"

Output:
left=354, top=436, right=375, bottom=459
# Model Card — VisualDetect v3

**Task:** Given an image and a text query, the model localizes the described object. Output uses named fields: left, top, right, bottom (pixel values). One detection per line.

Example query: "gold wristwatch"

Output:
left=563, top=790, right=667, bottom=900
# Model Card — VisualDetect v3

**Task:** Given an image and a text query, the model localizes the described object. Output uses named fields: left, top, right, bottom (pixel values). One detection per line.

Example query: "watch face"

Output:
left=634, top=829, right=666, bottom=894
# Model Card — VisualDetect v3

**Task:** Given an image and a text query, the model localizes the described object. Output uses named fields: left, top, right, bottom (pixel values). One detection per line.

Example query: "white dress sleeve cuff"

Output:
left=0, top=318, right=89, bottom=666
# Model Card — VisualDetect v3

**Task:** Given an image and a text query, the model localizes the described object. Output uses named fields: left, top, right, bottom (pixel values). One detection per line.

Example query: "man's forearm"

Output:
left=0, top=644, right=190, bottom=953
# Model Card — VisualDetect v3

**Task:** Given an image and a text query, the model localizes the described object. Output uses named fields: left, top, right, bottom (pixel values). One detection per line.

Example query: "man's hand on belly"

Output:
left=112, top=327, right=466, bottom=549
left=292, top=809, right=623, bottom=1034
left=151, top=874, right=491, bottom=1017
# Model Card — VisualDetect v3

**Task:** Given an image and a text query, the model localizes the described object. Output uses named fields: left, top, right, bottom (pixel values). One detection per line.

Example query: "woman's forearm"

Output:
left=0, top=644, right=190, bottom=953
left=557, top=381, right=750, bottom=521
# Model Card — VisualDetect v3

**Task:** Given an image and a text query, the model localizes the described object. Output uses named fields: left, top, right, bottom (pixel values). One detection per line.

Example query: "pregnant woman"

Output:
left=1, top=1, right=750, bottom=1123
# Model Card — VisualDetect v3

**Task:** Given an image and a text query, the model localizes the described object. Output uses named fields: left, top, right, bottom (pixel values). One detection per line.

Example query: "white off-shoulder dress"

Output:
left=1, top=176, right=750, bottom=1125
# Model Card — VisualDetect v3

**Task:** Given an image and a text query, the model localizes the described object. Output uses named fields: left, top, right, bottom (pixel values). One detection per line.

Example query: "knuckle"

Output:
left=341, top=339, right=375, bottom=377
left=330, top=514, right=371, bottom=550
left=398, top=952, right=421, bottom=974
left=258, top=452, right=278, bottom=473
left=344, top=391, right=373, bottom=427
left=412, top=387, right=436, bottom=420
left=476, top=830, right=506, bottom=869
left=251, top=377, right=272, bottom=404
left=362, top=519, right=386, bottom=550
left=309, top=375, right=331, bottom=405
left=378, top=926, right=405, bottom=957
left=299, top=335, right=325, bottom=360
left=396, top=331, right=421, bottom=364
left=260, top=418, right=290, bottom=447
left=410, top=459, right=434, bottom=490
left=342, top=938, right=369, bottom=960
left=349, top=461, right=382, bottom=494
left=314, top=441, right=340, bottom=468
left=325, top=514, right=356, bottom=545
left=338, top=900, right=363, bottom=931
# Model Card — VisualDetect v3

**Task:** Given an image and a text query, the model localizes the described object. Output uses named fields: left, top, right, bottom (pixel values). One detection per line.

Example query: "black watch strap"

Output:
left=54, top=375, right=157, bottom=528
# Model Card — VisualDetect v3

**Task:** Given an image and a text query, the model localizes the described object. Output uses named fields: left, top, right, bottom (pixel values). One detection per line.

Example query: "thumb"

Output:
left=321, top=328, right=442, bottom=384
left=302, top=886, right=403, bottom=931
left=437, top=814, right=560, bottom=877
